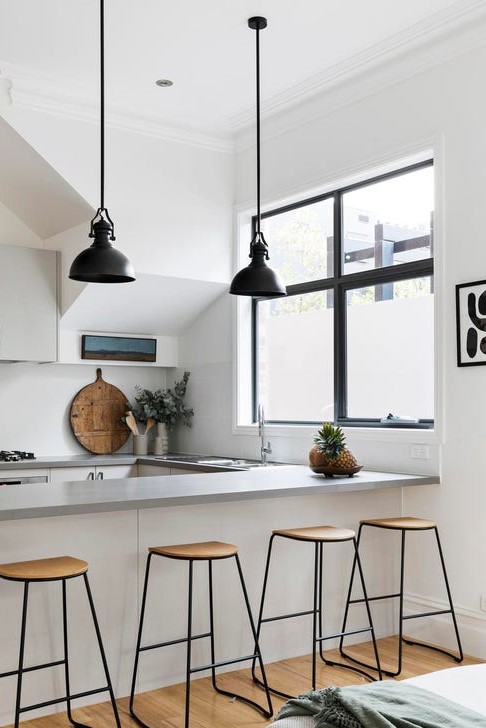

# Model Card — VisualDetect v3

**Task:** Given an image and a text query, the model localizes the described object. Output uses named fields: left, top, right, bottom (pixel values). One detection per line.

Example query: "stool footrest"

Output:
left=261, top=609, right=314, bottom=624
left=403, top=608, right=452, bottom=620
left=349, top=593, right=401, bottom=604
left=139, top=631, right=211, bottom=652
left=317, top=626, right=372, bottom=643
left=0, top=658, right=65, bottom=679
left=190, top=653, right=258, bottom=674
left=19, top=686, right=110, bottom=714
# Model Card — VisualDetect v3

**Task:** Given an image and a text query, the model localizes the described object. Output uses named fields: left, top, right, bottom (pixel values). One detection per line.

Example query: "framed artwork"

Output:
left=81, top=335, right=157, bottom=363
left=456, top=280, right=486, bottom=366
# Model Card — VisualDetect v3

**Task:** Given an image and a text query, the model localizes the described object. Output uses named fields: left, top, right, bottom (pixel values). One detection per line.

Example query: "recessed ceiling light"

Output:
left=155, top=79, right=173, bottom=87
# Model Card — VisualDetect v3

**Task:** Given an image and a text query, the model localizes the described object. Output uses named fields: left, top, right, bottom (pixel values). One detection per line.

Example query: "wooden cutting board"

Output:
left=70, top=368, right=130, bottom=454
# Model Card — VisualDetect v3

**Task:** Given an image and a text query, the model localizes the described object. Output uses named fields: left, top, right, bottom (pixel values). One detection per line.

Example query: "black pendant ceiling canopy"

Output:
left=230, top=17, right=286, bottom=298
left=69, top=0, right=135, bottom=283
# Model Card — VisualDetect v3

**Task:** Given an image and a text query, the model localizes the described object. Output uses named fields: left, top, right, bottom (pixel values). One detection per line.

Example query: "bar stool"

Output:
left=252, top=526, right=382, bottom=700
left=0, top=555, right=121, bottom=728
left=129, top=540, right=273, bottom=728
left=339, top=517, right=464, bottom=677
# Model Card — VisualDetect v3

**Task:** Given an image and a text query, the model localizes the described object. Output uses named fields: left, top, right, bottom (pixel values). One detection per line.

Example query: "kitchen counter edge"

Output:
left=0, top=466, right=440, bottom=521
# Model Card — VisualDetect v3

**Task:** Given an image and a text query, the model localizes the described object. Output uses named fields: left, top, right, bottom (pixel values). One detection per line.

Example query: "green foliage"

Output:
left=313, top=422, right=346, bottom=459
left=132, top=372, right=194, bottom=431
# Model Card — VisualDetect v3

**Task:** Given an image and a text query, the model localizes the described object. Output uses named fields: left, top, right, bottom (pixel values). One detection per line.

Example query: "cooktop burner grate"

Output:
left=0, top=451, right=36, bottom=462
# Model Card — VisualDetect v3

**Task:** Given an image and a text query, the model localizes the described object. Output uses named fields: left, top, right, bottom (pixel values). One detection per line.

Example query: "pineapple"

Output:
left=309, top=422, right=357, bottom=470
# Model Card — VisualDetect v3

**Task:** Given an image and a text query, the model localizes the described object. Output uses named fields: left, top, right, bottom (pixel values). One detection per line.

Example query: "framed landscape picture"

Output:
left=456, top=280, right=486, bottom=366
left=81, top=335, right=157, bottom=363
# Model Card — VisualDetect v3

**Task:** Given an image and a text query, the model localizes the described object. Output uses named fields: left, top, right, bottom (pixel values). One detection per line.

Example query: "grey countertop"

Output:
left=0, top=466, right=439, bottom=521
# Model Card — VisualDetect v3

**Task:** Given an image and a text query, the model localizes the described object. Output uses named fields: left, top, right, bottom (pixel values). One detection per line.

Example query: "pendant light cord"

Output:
left=89, top=0, right=115, bottom=240
left=255, top=23, right=261, bottom=235
left=100, top=0, right=105, bottom=212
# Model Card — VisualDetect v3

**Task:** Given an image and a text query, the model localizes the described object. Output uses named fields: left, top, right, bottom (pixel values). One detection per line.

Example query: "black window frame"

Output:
left=251, top=159, right=434, bottom=429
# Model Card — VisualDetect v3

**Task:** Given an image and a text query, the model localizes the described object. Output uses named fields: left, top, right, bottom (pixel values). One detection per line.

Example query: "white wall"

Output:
left=174, top=39, right=486, bottom=656
left=1, top=105, right=233, bottom=284
left=0, top=362, right=165, bottom=456
left=0, top=95, right=232, bottom=456
left=0, top=199, right=43, bottom=248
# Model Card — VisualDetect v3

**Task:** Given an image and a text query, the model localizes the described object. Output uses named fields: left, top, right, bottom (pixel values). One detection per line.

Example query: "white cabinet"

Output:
left=50, top=466, right=94, bottom=482
left=50, top=464, right=137, bottom=482
left=137, top=464, right=201, bottom=477
left=137, top=464, right=172, bottom=477
left=95, top=464, right=137, bottom=480
left=0, top=245, right=58, bottom=362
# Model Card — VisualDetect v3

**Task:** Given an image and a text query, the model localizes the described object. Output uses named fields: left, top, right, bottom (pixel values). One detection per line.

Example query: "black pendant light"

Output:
left=230, top=17, right=286, bottom=298
left=69, top=0, right=135, bottom=283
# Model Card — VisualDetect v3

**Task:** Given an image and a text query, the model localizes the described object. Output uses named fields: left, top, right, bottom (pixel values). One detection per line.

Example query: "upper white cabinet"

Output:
left=0, top=245, right=58, bottom=362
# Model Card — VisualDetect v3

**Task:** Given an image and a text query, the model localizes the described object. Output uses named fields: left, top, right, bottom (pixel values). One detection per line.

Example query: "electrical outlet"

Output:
left=481, top=595, right=486, bottom=613
left=410, top=445, right=429, bottom=459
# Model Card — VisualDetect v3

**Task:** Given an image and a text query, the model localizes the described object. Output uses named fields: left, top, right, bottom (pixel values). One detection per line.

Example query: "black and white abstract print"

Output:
left=456, top=280, right=486, bottom=366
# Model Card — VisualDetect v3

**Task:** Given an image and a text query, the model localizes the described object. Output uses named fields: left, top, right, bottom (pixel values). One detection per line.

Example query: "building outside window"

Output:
left=253, top=160, right=434, bottom=428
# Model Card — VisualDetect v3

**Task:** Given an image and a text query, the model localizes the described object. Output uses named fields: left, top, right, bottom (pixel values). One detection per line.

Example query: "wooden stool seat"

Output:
left=273, top=525, right=355, bottom=542
left=360, top=517, right=436, bottom=530
left=0, top=556, right=88, bottom=582
left=149, top=541, right=238, bottom=561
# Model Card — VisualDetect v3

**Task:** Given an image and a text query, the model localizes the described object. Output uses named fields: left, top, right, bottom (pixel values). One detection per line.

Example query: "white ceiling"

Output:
left=0, top=0, right=481, bottom=139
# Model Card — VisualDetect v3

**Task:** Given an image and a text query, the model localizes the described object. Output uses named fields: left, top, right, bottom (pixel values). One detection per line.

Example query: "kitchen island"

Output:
left=0, top=466, right=439, bottom=723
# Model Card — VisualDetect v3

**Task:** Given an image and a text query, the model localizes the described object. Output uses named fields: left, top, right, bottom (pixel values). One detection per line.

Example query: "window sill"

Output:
left=233, top=423, right=440, bottom=445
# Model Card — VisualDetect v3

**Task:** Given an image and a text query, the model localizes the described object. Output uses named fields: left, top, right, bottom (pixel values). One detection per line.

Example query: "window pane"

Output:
left=256, top=291, right=334, bottom=422
left=343, top=166, right=433, bottom=275
left=261, top=198, right=334, bottom=285
left=346, top=277, right=434, bottom=420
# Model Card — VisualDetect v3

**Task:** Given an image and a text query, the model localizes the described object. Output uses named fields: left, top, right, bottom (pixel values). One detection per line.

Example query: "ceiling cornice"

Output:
left=1, top=0, right=485, bottom=152
left=233, top=0, right=486, bottom=151
left=0, top=61, right=233, bottom=154
left=230, top=0, right=486, bottom=131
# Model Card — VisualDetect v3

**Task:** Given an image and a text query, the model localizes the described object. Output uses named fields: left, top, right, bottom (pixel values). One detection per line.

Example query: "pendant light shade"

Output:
left=230, top=16, right=286, bottom=298
left=69, top=217, right=135, bottom=283
left=69, top=0, right=135, bottom=284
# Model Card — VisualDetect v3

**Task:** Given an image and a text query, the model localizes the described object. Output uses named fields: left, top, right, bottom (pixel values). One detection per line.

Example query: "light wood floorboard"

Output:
left=4, top=637, right=481, bottom=728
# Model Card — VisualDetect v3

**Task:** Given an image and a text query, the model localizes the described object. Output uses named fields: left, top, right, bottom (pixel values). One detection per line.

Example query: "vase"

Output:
left=133, top=434, right=148, bottom=456
left=155, top=422, right=169, bottom=455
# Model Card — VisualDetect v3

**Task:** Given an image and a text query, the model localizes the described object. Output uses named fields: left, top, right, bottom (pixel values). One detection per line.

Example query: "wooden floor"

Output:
left=5, top=637, right=480, bottom=728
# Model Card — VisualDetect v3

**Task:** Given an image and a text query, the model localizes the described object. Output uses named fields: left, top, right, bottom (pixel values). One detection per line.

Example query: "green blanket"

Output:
left=275, top=682, right=486, bottom=727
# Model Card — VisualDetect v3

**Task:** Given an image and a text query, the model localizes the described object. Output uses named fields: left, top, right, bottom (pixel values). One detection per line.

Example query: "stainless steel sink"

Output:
left=152, top=454, right=285, bottom=469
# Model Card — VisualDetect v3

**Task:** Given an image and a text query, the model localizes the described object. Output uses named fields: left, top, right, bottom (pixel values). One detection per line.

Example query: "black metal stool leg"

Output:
left=184, top=560, right=194, bottom=728
left=402, top=528, right=464, bottom=663
left=62, top=579, right=91, bottom=728
left=130, top=552, right=154, bottom=727
left=251, top=533, right=276, bottom=684
left=319, top=538, right=381, bottom=682
left=339, top=524, right=362, bottom=658
left=234, top=554, right=273, bottom=718
left=318, top=542, right=326, bottom=663
left=208, top=560, right=217, bottom=691
left=312, top=541, right=319, bottom=688
left=82, top=573, right=121, bottom=728
left=14, top=581, right=29, bottom=728
left=394, top=529, right=406, bottom=677
left=353, top=540, right=382, bottom=679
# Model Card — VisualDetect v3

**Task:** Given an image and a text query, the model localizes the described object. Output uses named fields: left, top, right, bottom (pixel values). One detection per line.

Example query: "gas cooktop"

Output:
left=0, top=451, right=36, bottom=462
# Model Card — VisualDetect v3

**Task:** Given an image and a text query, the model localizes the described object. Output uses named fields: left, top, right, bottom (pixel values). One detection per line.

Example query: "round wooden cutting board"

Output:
left=70, top=368, right=130, bottom=454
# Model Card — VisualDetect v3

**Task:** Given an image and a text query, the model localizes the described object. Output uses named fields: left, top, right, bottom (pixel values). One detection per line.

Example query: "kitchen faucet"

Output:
left=258, top=403, right=272, bottom=465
